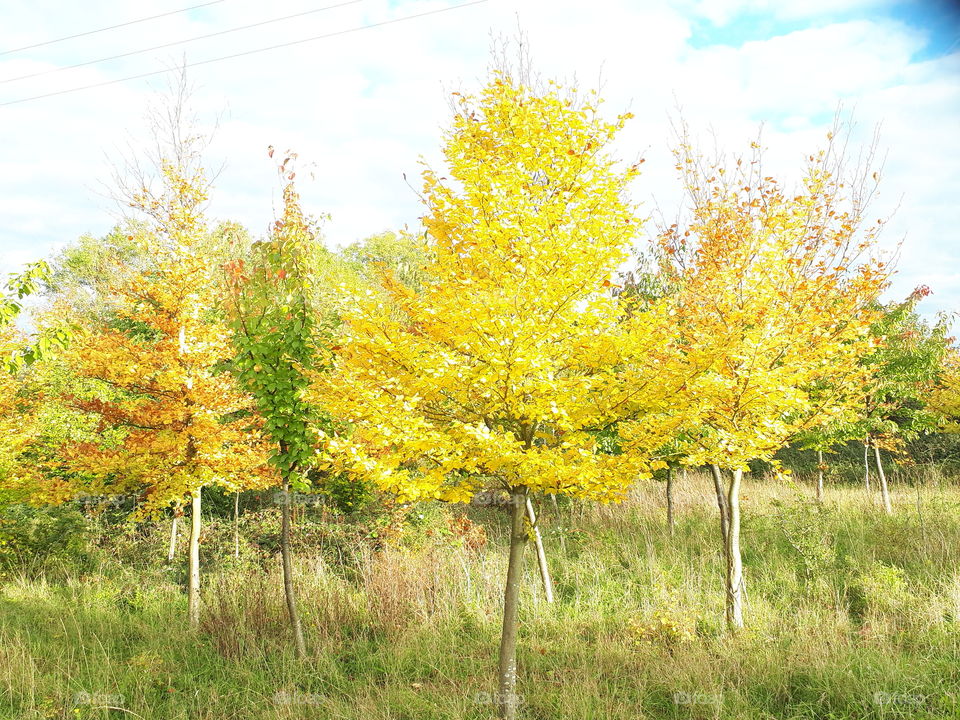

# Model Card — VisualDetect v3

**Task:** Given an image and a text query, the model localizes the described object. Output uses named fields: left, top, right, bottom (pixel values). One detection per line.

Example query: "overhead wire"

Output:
left=1, top=0, right=365, bottom=85
left=0, top=0, right=487, bottom=109
left=0, top=0, right=228, bottom=57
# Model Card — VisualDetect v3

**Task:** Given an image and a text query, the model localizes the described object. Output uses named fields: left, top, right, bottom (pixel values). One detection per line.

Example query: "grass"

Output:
left=2, top=473, right=960, bottom=719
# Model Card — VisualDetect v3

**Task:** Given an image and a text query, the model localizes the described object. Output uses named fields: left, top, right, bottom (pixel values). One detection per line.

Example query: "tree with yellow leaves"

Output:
left=58, top=155, right=273, bottom=627
left=931, top=346, right=960, bottom=433
left=0, top=326, right=32, bottom=495
left=656, top=124, right=890, bottom=628
left=309, top=69, right=693, bottom=719
left=0, top=260, right=82, bottom=505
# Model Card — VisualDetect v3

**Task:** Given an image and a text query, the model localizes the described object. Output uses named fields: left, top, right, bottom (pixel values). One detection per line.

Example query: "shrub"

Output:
left=0, top=503, right=90, bottom=576
left=773, top=488, right=837, bottom=582
left=854, top=562, right=913, bottom=615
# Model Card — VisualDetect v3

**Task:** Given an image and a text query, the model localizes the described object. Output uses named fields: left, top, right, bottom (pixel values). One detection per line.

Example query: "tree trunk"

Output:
left=188, top=488, right=201, bottom=627
left=710, top=464, right=730, bottom=546
left=666, top=466, right=675, bottom=536
left=525, top=497, right=554, bottom=603
left=873, top=442, right=893, bottom=514
left=549, top=494, right=566, bottom=556
left=724, top=468, right=744, bottom=629
left=816, top=449, right=825, bottom=504
left=864, top=438, right=871, bottom=492
left=233, top=491, right=240, bottom=560
left=498, top=488, right=529, bottom=720
left=167, top=513, right=178, bottom=564
left=280, top=481, right=307, bottom=658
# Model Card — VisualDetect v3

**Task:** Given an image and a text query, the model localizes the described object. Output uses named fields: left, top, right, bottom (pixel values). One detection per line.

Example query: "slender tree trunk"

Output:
left=525, top=497, right=554, bottom=603
left=711, top=462, right=733, bottom=627
left=666, top=466, right=675, bottom=536
left=725, top=469, right=744, bottom=629
left=710, top=464, right=730, bottom=546
left=864, top=438, right=871, bottom=492
left=167, top=511, right=179, bottom=564
left=498, top=488, right=528, bottom=720
left=915, top=481, right=926, bottom=545
left=549, top=494, right=566, bottom=556
left=188, top=488, right=201, bottom=627
left=816, top=449, right=825, bottom=504
left=873, top=442, right=893, bottom=515
left=280, top=480, right=307, bottom=658
left=180, top=322, right=201, bottom=627
left=233, top=491, right=240, bottom=560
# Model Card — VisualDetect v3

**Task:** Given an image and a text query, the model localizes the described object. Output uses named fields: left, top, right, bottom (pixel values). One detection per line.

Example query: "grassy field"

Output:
left=2, top=474, right=960, bottom=719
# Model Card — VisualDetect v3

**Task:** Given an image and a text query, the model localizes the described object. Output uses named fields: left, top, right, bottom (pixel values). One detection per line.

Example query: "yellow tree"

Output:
left=656, top=125, right=890, bottom=628
left=0, top=335, right=78, bottom=508
left=309, top=70, right=693, bottom=719
left=58, top=159, right=273, bottom=627
left=931, top=347, right=960, bottom=433
left=0, top=327, right=33, bottom=496
left=0, top=261, right=78, bottom=506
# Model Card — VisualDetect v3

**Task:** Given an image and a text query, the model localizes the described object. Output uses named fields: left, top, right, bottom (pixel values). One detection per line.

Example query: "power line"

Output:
left=0, top=0, right=487, bottom=109
left=1, top=0, right=365, bottom=86
left=0, top=0, right=228, bottom=57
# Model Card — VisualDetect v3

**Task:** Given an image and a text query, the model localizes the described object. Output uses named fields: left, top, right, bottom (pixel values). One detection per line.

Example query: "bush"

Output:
left=847, top=561, right=916, bottom=630
left=772, top=489, right=837, bottom=582
left=310, top=471, right=377, bottom=515
left=853, top=562, right=913, bottom=616
left=0, top=503, right=90, bottom=576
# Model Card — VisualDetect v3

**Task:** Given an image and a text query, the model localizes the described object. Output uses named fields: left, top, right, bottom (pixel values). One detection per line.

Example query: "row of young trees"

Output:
left=1, top=62, right=957, bottom=719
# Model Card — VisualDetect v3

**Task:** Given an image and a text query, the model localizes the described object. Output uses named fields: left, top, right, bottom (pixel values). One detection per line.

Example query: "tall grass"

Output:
left=2, top=474, right=959, bottom=719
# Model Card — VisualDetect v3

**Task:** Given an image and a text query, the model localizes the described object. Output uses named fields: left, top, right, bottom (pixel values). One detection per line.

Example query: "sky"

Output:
left=1, top=0, right=958, bottom=320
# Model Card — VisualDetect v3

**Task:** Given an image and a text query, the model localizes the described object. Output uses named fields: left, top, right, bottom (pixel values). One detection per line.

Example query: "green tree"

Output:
left=225, top=164, right=329, bottom=658
left=859, top=289, right=950, bottom=512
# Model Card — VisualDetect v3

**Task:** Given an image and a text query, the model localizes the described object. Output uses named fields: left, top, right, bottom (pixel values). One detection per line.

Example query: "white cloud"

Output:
left=0, top=0, right=956, bottom=321
left=689, top=0, right=894, bottom=25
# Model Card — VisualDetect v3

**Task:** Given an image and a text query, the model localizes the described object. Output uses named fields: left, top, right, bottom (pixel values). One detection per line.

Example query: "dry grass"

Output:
left=2, top=474, right=960, bottom=718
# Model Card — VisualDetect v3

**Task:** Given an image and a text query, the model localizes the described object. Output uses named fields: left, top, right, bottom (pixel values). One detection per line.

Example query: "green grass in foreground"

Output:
left=2, top=476, right=960, bottom=719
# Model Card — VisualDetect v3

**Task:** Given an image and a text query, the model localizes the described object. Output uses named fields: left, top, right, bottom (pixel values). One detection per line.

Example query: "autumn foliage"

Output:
left=1, top=53, right=953, bottom=720
left=657, top=131, right=889, bottom=469
left=58, top=162, right=273, bottom=512
left=309, top=75, right=688, bottom=506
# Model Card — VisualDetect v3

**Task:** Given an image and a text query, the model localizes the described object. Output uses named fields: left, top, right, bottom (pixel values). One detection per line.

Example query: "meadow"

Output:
left=3, top=470, right=959, bottom=720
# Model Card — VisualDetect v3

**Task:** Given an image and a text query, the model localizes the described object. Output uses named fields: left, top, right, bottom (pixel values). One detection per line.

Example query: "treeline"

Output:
left=1, top=57, right=958, bottom=719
